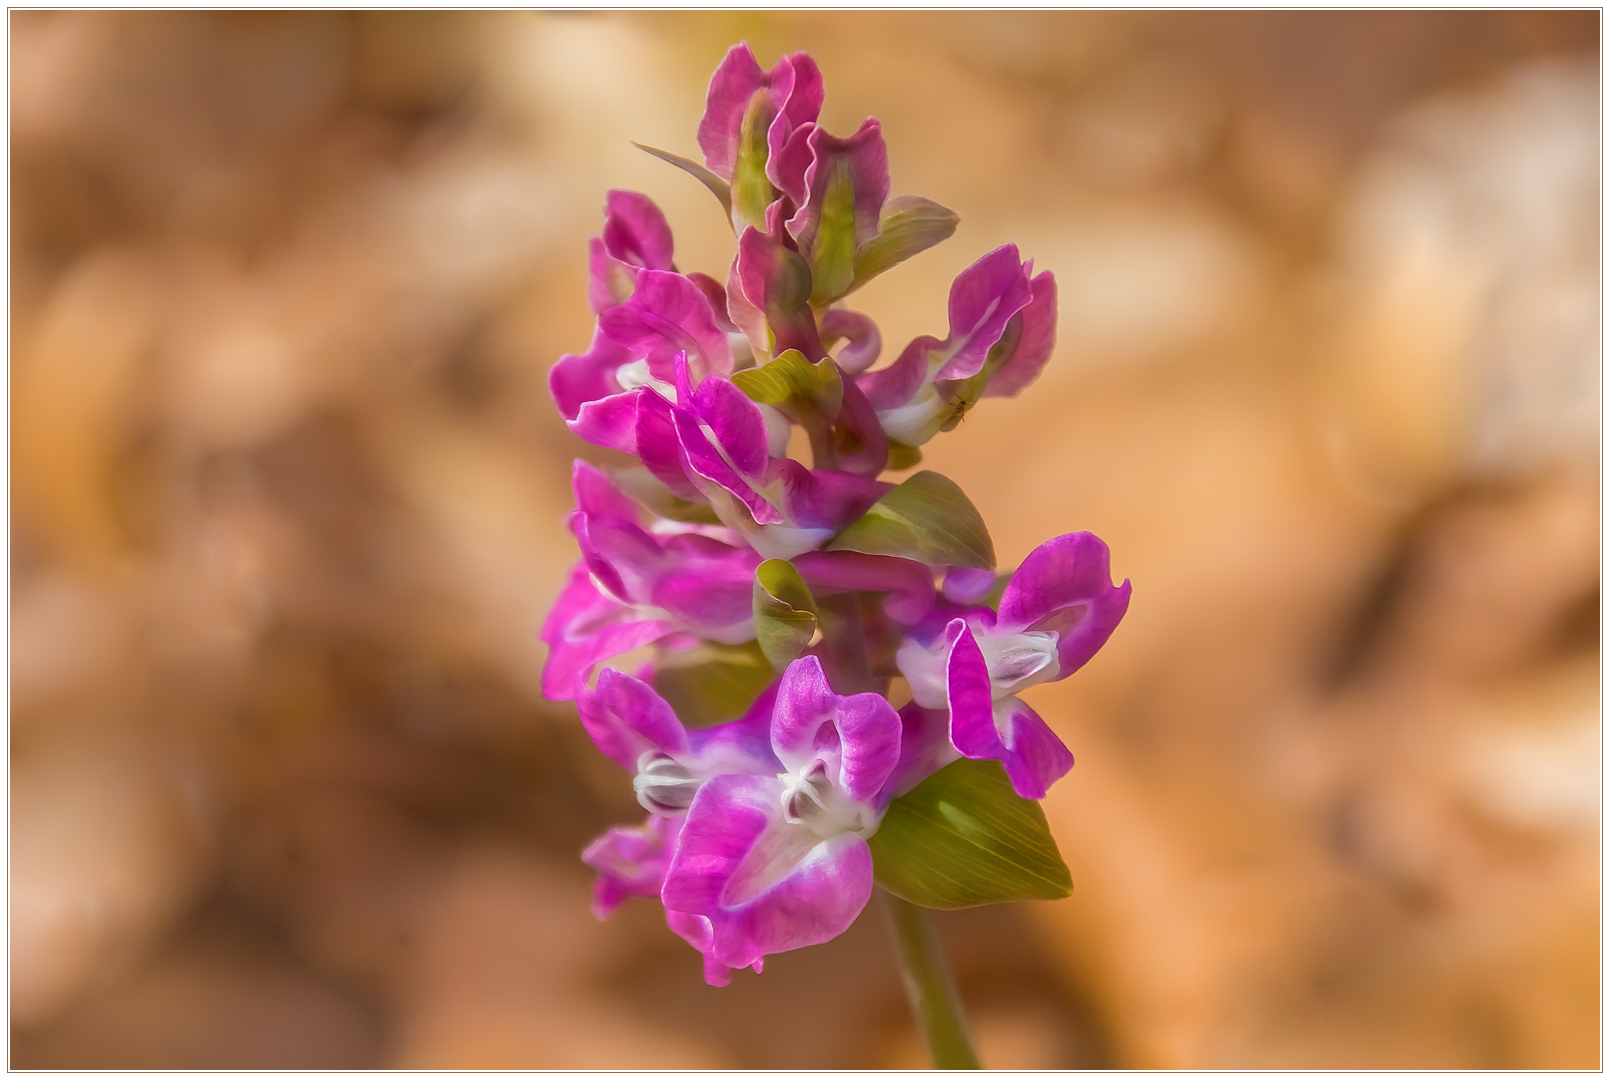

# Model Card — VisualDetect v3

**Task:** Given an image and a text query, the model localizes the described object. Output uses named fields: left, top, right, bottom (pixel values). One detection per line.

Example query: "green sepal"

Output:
left=731, top=349, right=844, bottom=422
left=886, top=440, right=923, bottom=471
left=935, top=313, right=1025, bottom=437
left=848, top=196, right=961, bottom=295
left=603, top=465, right=723, bottom=525
left=632, top=142, right=733, bottom=224
left=809, top=159, right=859, bottom=304
left=731, top=90, right=777, bottom=232
left=869, top=758, right=1072, bottom=909
left=752, top=559, right=820, bottom=669
left=650, top=639, right=774, bottom=728
left=827, top=470, right=996, bottom=569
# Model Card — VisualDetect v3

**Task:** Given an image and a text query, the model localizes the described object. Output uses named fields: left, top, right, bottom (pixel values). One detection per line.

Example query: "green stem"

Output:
left=880, top=889, right=982, bottom=1069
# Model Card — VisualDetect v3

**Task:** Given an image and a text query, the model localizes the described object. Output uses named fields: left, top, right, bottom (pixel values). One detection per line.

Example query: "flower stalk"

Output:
left=881, top=889, right=982, bottom=1069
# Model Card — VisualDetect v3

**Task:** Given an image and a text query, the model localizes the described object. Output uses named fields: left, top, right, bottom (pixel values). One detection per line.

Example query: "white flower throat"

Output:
left=898, top=627, right=1061, bottom=709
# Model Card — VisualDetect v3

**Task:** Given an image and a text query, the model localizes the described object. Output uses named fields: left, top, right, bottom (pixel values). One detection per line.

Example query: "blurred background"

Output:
left=9, top=10, right=1600, bottom=1069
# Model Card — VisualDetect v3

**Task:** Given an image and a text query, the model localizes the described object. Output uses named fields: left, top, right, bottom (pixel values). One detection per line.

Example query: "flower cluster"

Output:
left=542, top=43, right=1130, bottom=986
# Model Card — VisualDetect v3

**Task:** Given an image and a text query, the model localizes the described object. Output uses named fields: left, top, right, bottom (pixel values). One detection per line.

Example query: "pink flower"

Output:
left=896, top=533, right=1130, bottom=798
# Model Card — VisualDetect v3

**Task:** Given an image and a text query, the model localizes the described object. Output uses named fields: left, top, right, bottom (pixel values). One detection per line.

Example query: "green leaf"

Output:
left=633, top=142, right=733, bottom=222
left=603, top=465, right=722, bottom=525
left=827, top=470, right=996, bottom=569
left=849, top=196, right=960, bottom=294
left=650, top=639, right=774, bottom=728
left=731, top=349, right=844, bottom=422
left=753, top=559, right=819, bottom=669
left=869, top=758, right=1072, bottom=909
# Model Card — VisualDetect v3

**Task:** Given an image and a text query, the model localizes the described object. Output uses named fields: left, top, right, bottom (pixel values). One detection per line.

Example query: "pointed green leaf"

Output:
left=849, top=196, right=960, bottom=294
left=633, top=141, right=733, bottom=222
left=753, top=559, right=819, bottom=669
left=603, top=464, right=722, bottom=525
left=827, top=470, right=995, bottom=569
left=869, top=758, right=1072, bottom=909
left=650, top=639, right=774, bottom=728
left=731, top=349, right=844, bottom=421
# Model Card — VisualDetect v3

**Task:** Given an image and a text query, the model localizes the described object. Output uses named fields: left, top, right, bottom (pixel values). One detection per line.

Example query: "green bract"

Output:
left=632, top=141, right=733, bottom=222
left=828, top=470, right=996, bottom=569
left=869, top=758, right=1072, bottom=909
left=733, top=349, right=845, bottom=420
left=753, top=559, right=820, bottom=669
left=849, top=195, right=960, bottom=294
left=650, top=639, right=773, bottom=727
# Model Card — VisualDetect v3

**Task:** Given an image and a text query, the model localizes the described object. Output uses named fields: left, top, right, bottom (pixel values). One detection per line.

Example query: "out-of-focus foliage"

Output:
left=10, top=10, right=1598, bottom=1068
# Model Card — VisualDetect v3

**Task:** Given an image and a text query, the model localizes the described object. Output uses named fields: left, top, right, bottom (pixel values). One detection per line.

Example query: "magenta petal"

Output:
left=568, top=389, right=642, bottom=455
left=575, top=514, right=667, bottom=605
left=583, top=813, right=681, bottom=919
left=983, top=270, right=1057, bottom=399
left=665, top=910, right=734, bottom=986
left=686, top=679, right=783, bottom=774
left=674, top=407, right=784, bottom=526
left=768, top=654, right=837, bottom=763
left=662, top=773, right=873, bottom=973
left=542, top=616, right=672, bottom=703
left=824, top=691, right=902, bottom=804
left=587, top=191, right=676, bottom=314
left=793, top=550, right=935, bottom=625
left=701, top=45, right=823, bottom=189
left=598, top=270, right=734, bottom=384
left=944, top=619, right=1003, bottom=761
left=698, top=43, right=767, bottom=181
left=588, top=238, right=639, bottom=313
left=652, top=567, right=757, bottom=638
left=550, top=326, right=632, bottom=421
left=993, top=697, right=1074, bottom=800
left=820, top=308, right=882, bottom=374
left=570, top=514, right=629, bottom=602
left=770, top=655, right=901, bottom=803
left=937, top=245, right=1035, bottom=383
left=832, top=374, right=890, bottom=477
left=997, top=532, right=1132, bottom=677
left=881, top=702, right=961, bottom=803
left=778, top=462, right=891, bottom=531
left=635, top=389, right=702, bottom=501
left=660, top=774, right=775, bottom=914
left=942, top=567, right=998, bottom=605
left=857, top=334, right=940, bottom=411
left=577, top=667, right=691, bottom=771
left=540, top=563, right=623, bottom=655
left=572, top=459, right=640, bottom=524
left=693, top=375, right=771, bottom=479
left=786, top=119, right=891, bottom=261
left=769, top=121, right=816, bottom=206
left=728, top=227, right=823, bottom=360
left=684, top=272, right=736, bottom=334
left=540, top=566, right=673, bottom=702
left=602, top=189, right=675, bottom=271
left=767, top=53, right=823, bottom=176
